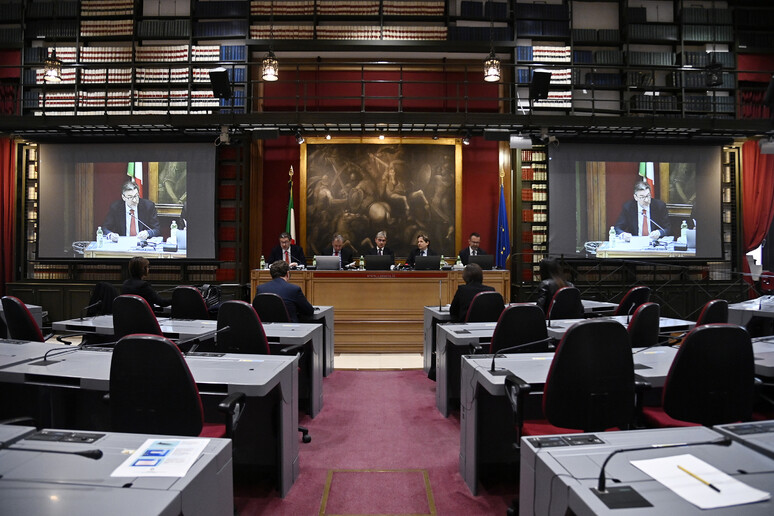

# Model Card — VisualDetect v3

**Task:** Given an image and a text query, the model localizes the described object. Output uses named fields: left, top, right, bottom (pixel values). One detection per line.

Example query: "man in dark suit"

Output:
left=449, top=263, right=495, bottom=322
left=267, top=231, right=306, bottom=268
left=322, top=234, right=355, bottom=268
left=458, top=232, right=488, bottom=265
left=614, top=181, right=671, bottom=240
left=365, top=230, right=394, bottom=259
left=254, top=260, right=314, bottom=323
left=103, top=181, right=161, bottom=241
left=406, top=233, right=438, bottom=267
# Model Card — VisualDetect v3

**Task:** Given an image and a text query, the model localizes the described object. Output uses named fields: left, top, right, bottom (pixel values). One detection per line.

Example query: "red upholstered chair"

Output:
left=171, top=286, right=210, bottom=320
left=112, top=294, right=163, bottom=339
left=627, top=302, right=661, bottom=349
left=505, top=319, right=642, bottom=442
left=490, top=304, right=552, bottom=354
left=1, top=296, right=48, bottom=342
left=464, top=291, right=505, bottom=323
left=546, top=286, right=584, bottom=320
left=695, top=298, right=729, bottom=326
left=108, top=334, right=245, bottom=438
left=252, top=293, right=292, bottom=323
left=614, top=286, right=651, bottom=316
left=642, top=324, right=756, bottom=428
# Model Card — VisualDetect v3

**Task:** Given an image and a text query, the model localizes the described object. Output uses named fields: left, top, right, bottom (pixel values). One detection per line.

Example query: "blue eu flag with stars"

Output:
left=496, top=185, right=510, bottom=269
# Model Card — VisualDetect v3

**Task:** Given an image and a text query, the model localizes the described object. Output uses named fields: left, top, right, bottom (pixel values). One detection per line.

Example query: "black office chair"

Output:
left=464, top=291, right=505, bottom=323
left=488, top=304, right=552, bottom=354
left=627, top=302, right=661, bottom=349
left=1, top=296, right=50, bottom=342
left=614, top=285, right=651, bottom=316
left=252, top=293, right=292, bottom=323
left=546, top=286, right=584, bottom=320
left=112, top=294, right=163, bottom=339
left=108, top=334, right=245, bottom=438
left=87, top=282, right=118, bottom=316
left=695, top=298, right=729, bottom=326
left=215, top=300, right=310, bottom=443
left=642, top=324, right=756, bottom=428
left=172, top=286, right=210, bottom=320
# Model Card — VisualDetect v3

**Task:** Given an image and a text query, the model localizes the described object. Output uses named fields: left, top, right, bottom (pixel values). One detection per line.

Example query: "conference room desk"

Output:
left=595, top=239, right=696, bottom=258
left=251, top=268, right=510, bottom=354
left=83, top=236, right=186, bottom=259
left=459, top=350, right=682, bottom=495
left=729, top=296, right=774, bottom=327
left=300, top=305, right=335, bottom=376
left=0, top=425, right=233, bottom=516
left=422, top=299, right=619, bottom=374
left=752, top=337, right=774, bottom=377
left=51, top=316, right=324, bottom=418
left=715, top=420, right=774, bottom=460
left=520, top=425, right=774, bottom=516
left=0, top=339, right=300, bottom=497
left=545, top=315, right=694, bottom=340
left=0, top=302, right=44, bottom=337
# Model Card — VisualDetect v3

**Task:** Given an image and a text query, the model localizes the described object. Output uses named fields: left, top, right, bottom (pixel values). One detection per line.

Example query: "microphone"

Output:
left=648, top=218, right=668, bottom=237
left=489, top=337, right=554, bottom=376
left=135, top=216, right=156, bottom=236
left=596, top=437, right=732, bottom=493
left=2, top=444, right=103, bottom=460
left=178, top=325, right=230, bottom=354
left=80, top=299, right=102, bottom=320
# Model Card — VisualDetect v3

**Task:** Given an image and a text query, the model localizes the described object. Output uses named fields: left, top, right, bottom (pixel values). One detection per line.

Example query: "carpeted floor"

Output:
left=235, top=369, right=513, bottom=515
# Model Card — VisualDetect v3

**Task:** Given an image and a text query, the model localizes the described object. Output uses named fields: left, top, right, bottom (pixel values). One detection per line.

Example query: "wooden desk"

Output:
left=251, top=269, right=511, bottom=353
left=83, top=236, right=186, bottom=259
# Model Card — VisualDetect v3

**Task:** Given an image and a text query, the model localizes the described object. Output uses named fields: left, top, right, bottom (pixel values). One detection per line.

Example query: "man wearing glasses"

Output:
left=613, top=181, right=671, bottom=241
left=102, top=181, right=161, bottom=242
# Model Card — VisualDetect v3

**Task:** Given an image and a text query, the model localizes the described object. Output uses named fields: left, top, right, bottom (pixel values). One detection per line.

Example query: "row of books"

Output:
left=682, top=7, right=732, bottom=24
left=582, top=72, right=623, bottom=88
left=572, top=28, right=619, bottom=44
left=667, top=71, right=734, bottom=89
left=514, top=2, right=568, bottom=21
left=81, top=0, right=134, bottom=17
left=25, top=0, right=79, bottom=18
left=516, top=20, right=570, bottom=38
left=532, top=91, right=572, bottom=109
left=0, top=27, right=23, bottom=43
left=80, top=19, right=134, bottom=37
left=516, top=45, right=572, bottom=62
left=627, top=24, right=679, bottom=42
left=192, top=20, right=249, bottom=38
left=459, top=1, right=507, bottom=20
left=520, top=167, right=547, bottom=181
left=0, top=0, right=23, bottom=20
left=735, top=9, right=774, bottom=28
left=249, top=0, right=445, bottom=17
left=522, top=209, right=547, bottom=223
left=195, top=0, right=248, bottom=18
left=26, top=20, right=79, bottom=39
left=26, top=89, right=224, bottom=108
left=683, top=25, right=734, bottom=43
left=683, top=95, right=734, bottom=113
left=629, top=94, right=679, bottom=112
left=678, top=51, right=734, bottom=69
left=628, top=51, right=676, bottom=67
left=448, top=26, right=510, bottom=41
left=137, top=20, right=192, bottom=38
left=24, top=44, right=246, bottom=64
left=520, top=150, right=547, bottom=162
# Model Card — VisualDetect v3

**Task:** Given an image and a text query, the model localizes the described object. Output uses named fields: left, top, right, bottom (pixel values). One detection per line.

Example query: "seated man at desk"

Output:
left=614, top=181, right=671, bottom=241
left=255, top=260, right=314, bottom=323
left=102, top=181, right=161, bottom=242
left=121, top=256, right=171, bottom=309
left=458, top=232, right=488, bottom=265
left=450, top=263, right=495, bottom=322
left=406, top=233, right=438, bottom=267
left=365, top=230, right=394, bottom=259
left=322, top=234, right=355, bottom=269
left=267, top=231, right=306, bottom=268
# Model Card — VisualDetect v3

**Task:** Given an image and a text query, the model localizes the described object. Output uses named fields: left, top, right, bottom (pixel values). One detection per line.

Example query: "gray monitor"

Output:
left=364, top=254, right=393, bottom=270
left=469, top=254, right=494, bottom=270
left=414, top=255, right=440, bottom=271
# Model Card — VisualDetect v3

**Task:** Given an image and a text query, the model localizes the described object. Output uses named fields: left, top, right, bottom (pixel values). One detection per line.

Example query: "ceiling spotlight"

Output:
left=261, top=50, right=279, bottom=82
left=483, top=50, right=501, bottom=83
left=295, top=129, right=305, bottom=144
left=43, top=48, right=63, bottom=83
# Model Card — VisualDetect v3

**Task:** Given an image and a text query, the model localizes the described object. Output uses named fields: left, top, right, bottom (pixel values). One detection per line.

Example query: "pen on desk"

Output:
left=677, top=465, right=720, bottom=492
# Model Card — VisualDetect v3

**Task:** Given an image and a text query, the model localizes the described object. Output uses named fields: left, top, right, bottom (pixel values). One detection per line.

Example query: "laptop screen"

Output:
left=364, top=254, right=393, bottom=270
left=414, top=255, right=440, bottom=270
left=315, top=255, right=341, bottom=270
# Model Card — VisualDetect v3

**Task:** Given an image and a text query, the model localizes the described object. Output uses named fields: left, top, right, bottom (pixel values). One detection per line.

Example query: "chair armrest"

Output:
left=504, top=374, right=532, bottom=447
left=632, top=379, right=652, bottom=428
left=217, top=392, right=247, bottom=437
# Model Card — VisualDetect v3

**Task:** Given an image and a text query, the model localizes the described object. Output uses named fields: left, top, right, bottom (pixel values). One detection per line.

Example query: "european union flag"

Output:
left=496, top=185, right=510, bottom=269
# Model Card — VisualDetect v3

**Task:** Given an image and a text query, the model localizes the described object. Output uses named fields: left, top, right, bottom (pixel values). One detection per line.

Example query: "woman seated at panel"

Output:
left=535, top=257, right=573, bottom=316
left=121, top=256, right=171, bottom=310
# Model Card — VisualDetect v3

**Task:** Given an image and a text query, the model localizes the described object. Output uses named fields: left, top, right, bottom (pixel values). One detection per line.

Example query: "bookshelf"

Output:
left=515, top=144, right=549, bottom=283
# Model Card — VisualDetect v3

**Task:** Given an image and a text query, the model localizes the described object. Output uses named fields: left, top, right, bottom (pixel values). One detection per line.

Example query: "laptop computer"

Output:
left=364, top=254, right=393, bottom=271
left=315, top=255, right=341, bottom=270
left=468, top=254, right=494, bottom=270
left=414, top=255, right=440, bottom=271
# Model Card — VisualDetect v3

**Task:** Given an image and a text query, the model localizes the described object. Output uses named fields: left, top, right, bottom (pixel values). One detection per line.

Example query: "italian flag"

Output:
left=127, top=162, right=143, bottom=197
left=286, top=171, right=296, bottom=245
left=638, top=162, right=654, bottom=190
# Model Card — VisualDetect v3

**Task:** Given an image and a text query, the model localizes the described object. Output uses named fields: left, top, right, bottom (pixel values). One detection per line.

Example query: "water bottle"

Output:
left=680, top=220, right=688, bottom=241
left=312, top=256, right=317, bottom=268
left=96, top=226, right=103, bottom=247
left=440, top=254, right=445, bottom=269
left=456, top=255, right=462, bottom=266
left=260, top=255, right=266, bottom=269
left=360, top=255, right=364, bottom=269
left=608, top=226, right=616, bottom=247
left=170, top=220, right=178, bottom=244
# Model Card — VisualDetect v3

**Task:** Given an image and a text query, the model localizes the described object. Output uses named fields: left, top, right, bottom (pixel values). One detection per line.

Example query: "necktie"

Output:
left=129, top=209, right=137, bottom=236
left=284, top=250, right=289, bottom=263
left=472, top=249, right=477, bottom=256
left=378, top=248, right=382, bottom=255
left=641, top=209, right=649, bottom=237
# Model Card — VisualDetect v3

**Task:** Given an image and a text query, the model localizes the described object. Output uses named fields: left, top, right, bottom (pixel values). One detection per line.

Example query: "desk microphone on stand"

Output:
left=79, top=299, right=102, bottom=320
left=489, top=338, right=554, bottom=376
left=1, top=443, right=103, bottom=460
left=625, top=302, right=637, bottom=325
left=179, top=325, right=230, bottom=354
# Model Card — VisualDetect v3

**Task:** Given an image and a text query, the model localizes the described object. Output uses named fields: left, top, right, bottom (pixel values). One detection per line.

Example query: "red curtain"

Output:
left=742, top=140, right=774, bottom=254
left=0, top=138, right=16, bottom=295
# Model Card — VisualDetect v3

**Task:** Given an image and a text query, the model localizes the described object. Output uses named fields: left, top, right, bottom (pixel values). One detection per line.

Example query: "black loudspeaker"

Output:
left=705, top=62, right=723, bottom=87
left=764, top=75, right=774, bottom=108
left=209, top=69, right=231, bottom=100
left=530, top=71, right=551, bottom=100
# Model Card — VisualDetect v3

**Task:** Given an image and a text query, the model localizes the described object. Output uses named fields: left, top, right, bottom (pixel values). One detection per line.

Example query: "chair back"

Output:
left=543, top=319, right=634, bottom=432
left=216, top=300, right=270, bottom=354
left=112, top=294, right=163, bottom=339
left=490, top=304, right=549, bottom=354
left=695, top=299, right=728, bottom=326
left=1, top=296, right=45, bottom=342
left=109, top=334, right=203, bottom=436
left=614, top=286, right=651, bottom=316
left=88, top=282, right=118, bottom=315
left=627, top=302, right=660, bottom=348
left=252, top=293, right=292, bottom=323
left=546, top=286, right=584, bottom=320
left=662, top=324, right=755, bottom=426
left=464, top=291, right=505, bottom=323
left=171, top=286, right=210, bottom=320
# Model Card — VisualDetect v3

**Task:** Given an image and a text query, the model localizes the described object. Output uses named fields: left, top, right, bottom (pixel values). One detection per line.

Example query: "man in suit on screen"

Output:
left=103, top=181, right=161, bottom=242
left=614, top=181, right=671, bottom=241
left=254, top=260, right=314, bottom=323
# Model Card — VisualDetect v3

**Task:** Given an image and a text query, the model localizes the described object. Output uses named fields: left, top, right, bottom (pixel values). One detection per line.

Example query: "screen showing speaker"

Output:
left=38, top=143, right=217, bottom=260
left=547, top=143, right=722, bottom=259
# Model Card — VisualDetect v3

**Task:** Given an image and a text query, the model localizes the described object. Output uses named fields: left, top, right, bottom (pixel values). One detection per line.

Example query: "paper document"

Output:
left=631, top=453, right=770, bottom=509
left=111, top=438, right=209, bottom=478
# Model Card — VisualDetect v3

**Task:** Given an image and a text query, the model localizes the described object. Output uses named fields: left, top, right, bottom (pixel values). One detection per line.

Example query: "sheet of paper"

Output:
left=631, top=453, right=770, bottom=509
left=111, top=438, right=209, bottom=478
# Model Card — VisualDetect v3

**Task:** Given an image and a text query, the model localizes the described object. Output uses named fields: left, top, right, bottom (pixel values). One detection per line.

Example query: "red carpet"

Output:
left=235, top=370, right=512, bottom=515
